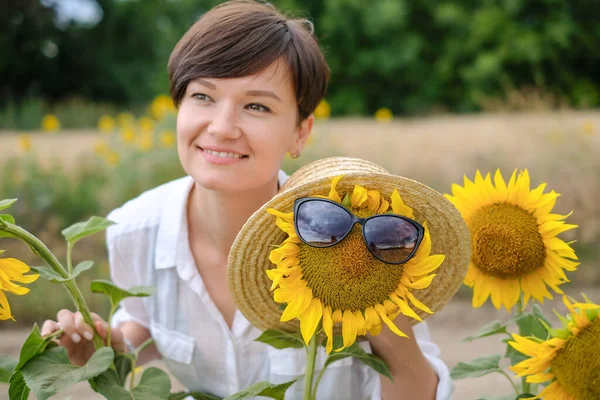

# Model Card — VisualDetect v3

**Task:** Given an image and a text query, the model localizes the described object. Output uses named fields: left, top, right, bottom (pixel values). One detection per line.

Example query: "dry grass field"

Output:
left=1, top=111, right=599, bottom=399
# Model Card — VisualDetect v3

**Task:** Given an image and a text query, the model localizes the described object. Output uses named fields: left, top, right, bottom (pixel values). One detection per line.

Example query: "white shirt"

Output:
left=107, top=173, right=454, bottom=400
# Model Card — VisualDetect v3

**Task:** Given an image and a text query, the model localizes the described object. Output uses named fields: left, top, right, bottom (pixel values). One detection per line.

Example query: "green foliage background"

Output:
left=2, top=0, right=599, bottom=123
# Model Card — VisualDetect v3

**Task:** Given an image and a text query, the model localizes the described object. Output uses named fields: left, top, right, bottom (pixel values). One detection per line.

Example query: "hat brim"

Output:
left=227, top=172, right=471, bottom=333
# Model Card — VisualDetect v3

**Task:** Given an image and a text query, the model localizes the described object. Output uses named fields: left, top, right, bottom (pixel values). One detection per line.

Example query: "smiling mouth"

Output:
left=198, top=147, right=248, bottom=159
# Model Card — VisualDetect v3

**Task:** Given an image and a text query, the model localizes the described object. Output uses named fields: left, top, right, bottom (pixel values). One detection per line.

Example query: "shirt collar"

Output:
left=154, top=170, right=289, bottom=270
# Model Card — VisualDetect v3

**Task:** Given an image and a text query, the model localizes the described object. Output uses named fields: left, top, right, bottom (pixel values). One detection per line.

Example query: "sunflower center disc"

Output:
left=552, top=318, right=600, bottom=399
left=298, top=208, right=404, bottom=312
left=469, top=203, right=546, bottom=279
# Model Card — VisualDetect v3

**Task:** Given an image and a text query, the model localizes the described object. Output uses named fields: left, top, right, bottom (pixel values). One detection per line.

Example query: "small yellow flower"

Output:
left=117, top=113, right=135, bottom=128
left=159, top=130, right=176, bottom=148
left=0, top=256, right=40, bottom=321
left=583, top=121, right=595, bottom=136
left=138, top=116, right=155, bottom=134
left=41, top=114, right=60, bottom=132
left=314, top=100, right=331, bottom=120
left=139, top=133, right=154, bottom=152
left=120, top=127, right=136, bottom=143
left=104, top=151, right=120, bottom=166
left=94, top=139, right=109, bottom=155
left=97, top=115, right=116, bottom=134
left=18, top=134, right=32, bottom=152
left=374, top=108, right=393, bottom=122
left=150, top=95, right=175, bottom=121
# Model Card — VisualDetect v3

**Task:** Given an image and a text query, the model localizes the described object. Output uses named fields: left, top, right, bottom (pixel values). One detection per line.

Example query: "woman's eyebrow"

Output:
left=195, top=79, right=216, bottom=89
left=245, top=90, right=282, bottom=102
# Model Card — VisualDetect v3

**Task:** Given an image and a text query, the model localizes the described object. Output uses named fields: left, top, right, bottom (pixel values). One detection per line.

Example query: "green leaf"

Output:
left=61, top=216, right=115, bottom=245
left=114, top=353, right=133, bottom=387
left=21, top=346, right=114, bottom=400
left=514, top=311, right=548, bottom=340
left=0, top=356, right=17, bottom=383
left=342, top=193, right=352, bottom=208
left=463, top=320, right=508, bottom=342
left=324, top=341, right=393, bottom=380
left=0, top=214, right=15, bottom=224
left=29, top=262, right=93, bottom=283
left=71, top=261, right=94, bottom=278
left=504, top=339, right=528, bottom=366
left=450, top=354, right=502, bottom=380
left=14, top=324, right=56, bottom=371
left=169, top=391, right=222, bottom=400
left=94, top=367, right=171, bottom=400
left=0, top=199, right=17, bottom=211
left=255, top=329, right=304, bottom=350
left=8, top=371, right=30, bottom=400
left=91, top=279, right=156, bottom=307
left=223, top=379, right=299, bottom=400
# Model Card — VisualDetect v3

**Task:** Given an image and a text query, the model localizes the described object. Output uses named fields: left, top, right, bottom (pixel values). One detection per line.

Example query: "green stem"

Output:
left=304, top=335, right=318, bottom=400
left=0, top=222, right=103, bottom=349
left=106, top=305, right=117, bottom=348
left=499, top=369, right=519, bottom=395
left=66, top=242, right=74, bottom=275
left=311, top=361, right=327, bottom=400
left=515, top=293, right=531, bottom=395
left=129, top=356, right=137, bottom=389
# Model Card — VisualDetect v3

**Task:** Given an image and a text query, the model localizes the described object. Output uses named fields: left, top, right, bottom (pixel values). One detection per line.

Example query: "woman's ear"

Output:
left=294, top=113, right=314, bottom=153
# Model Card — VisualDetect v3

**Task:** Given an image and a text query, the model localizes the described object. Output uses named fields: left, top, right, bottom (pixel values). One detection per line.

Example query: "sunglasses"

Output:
left=293, top=197, right=425, bottom=265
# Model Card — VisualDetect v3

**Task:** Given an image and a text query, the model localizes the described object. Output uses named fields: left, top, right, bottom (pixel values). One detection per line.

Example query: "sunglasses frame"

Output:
left=293, top=197, right=425, bottom=265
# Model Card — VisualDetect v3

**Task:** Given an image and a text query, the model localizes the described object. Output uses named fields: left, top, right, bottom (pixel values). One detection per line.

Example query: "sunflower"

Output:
left=0, top=255, right=40, bottom=320
left=508, top=296, right=600, bottom=400
left=266, top=176, right=445, bottom=353
left=445, top=169, right=579, bottom=311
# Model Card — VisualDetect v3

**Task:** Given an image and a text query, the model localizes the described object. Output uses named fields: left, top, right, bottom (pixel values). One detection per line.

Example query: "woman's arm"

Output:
left=367, top=316, right=440, bottom=400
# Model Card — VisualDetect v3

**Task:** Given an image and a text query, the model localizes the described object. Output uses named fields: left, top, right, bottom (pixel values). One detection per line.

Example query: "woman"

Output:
left=41, top=1, right=451, bottom=398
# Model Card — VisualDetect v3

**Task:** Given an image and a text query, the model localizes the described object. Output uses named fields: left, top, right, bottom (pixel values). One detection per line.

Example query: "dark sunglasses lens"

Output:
left=364, top=217, right=420, bottom=263
left=296, top=201, right=352, bottom=247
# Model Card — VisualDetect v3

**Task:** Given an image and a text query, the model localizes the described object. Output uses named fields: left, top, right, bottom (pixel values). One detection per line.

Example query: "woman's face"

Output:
left=177, top=60, right=313, bottom=193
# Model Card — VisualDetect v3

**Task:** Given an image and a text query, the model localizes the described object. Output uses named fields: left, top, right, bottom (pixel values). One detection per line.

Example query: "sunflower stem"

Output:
left=499, top=369, right=519, bottom=395
left=515, top=293, right=531, bottom=395
left=0, top=222, right=104, bottom=349
left=304, top=334, right=318, bottom=400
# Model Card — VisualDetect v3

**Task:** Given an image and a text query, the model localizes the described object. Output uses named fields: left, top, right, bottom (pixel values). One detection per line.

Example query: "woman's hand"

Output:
left=41, top=309, right=126, bottom=366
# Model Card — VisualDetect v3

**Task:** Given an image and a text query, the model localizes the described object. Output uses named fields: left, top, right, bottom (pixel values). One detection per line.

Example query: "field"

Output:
left=1, top=111, right=599, bottom=399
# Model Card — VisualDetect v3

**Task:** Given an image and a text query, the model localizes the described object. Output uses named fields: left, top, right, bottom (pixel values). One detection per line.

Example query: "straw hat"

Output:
left=227, top=157, right=470, bottom=333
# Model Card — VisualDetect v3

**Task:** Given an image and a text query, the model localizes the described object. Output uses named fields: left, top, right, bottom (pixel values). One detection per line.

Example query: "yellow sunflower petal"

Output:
left=298, top=298, right=323, bottom=345
left=364, top=306, right=382, bottom=336
left=374, top=304, right=408, bottom=338
left=406, top=292, right=433, bottom=314
left=0, top=270, right=30, bottom=295
left=390, top=293, right=422, bottom=322
left=377, top=198, right=390, bottom=214
left=404, top=254, right=444, bottom=277
left=274, top=280, right=307, bottom=303
left=269, top=242, right=300, bottom=264
left=366, top=190, right=381, bottom=212
left=351, top=185, right=369, bottom=208
left=341, top=310, right=358, bottom=349
left=266, top=208, right=294, bottom=223
left=332, top=309, right=343, bottom=324
left=0, top=290, right=14, bottom=321
left=390, top=189, right=414, bottom=218
left=353, top=310, right=367, bottom=336
left=323, top=305, right=334, bottom=353
left=328, top=176, right=343, bottom=203
left=280, top=287, right=313, bottom=322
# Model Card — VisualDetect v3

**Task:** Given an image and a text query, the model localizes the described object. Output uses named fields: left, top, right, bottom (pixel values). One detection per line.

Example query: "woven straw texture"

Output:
left=228, top=157, right=470, bottom=333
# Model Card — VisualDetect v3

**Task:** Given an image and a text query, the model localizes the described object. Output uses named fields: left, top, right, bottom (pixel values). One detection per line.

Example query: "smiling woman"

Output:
left=39, top=1, right=451, bottom=399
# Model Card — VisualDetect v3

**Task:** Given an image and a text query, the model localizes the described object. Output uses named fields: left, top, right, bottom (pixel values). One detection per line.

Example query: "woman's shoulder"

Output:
left=106, top=176, right=192, bottom=240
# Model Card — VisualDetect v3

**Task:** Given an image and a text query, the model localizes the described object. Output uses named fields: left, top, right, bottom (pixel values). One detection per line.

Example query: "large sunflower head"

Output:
left=266, top=175, right=446, bottom=352
left=508, top=295, right=600, bottom=400
left=445, top=169, right=579, bottom=311
left=228, top=157, right=471, bottom=351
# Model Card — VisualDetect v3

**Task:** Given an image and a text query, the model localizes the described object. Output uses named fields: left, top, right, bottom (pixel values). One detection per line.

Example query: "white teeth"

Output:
left=203, top=149, right=243, bottom=159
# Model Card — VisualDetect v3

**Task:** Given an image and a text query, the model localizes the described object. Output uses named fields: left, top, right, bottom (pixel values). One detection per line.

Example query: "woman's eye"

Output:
left=192, top=93, right=211, bottom=101
left=247, top=103, right=271, bottom=113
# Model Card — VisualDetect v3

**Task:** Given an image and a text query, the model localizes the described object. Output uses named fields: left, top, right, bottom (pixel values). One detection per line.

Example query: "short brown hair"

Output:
left=168, top=0, right=330, bottom=121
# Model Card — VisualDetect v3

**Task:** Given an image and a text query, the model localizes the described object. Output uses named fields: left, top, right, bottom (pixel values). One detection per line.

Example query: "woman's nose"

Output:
left=207, top=103, right=242, bottom=140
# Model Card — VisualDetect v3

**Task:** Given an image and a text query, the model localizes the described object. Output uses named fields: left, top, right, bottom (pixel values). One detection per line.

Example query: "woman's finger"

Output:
left=40, top=319, right=61, bottom=337
left=74, top=312, right=95, bottom=341
left=56, top=309, right=80, bottom=343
